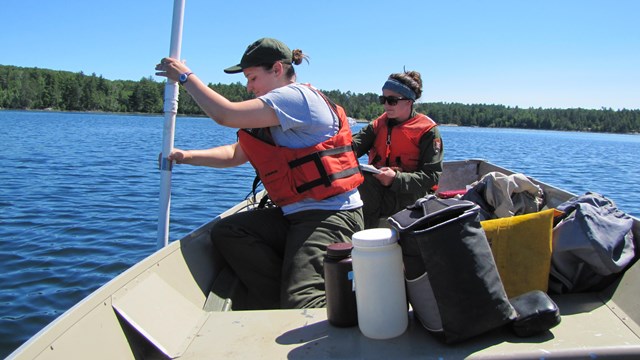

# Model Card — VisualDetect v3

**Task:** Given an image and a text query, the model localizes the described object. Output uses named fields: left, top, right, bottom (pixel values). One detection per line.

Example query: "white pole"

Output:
left=157, top=0, right=186, bottom=249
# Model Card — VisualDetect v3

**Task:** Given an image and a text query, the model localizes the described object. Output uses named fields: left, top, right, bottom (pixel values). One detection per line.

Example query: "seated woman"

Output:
left=352, top=70, right=444, bottom=228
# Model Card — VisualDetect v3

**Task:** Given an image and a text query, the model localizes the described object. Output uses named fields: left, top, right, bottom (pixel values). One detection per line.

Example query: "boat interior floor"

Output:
left=128, top=254, right=640, bottom=359
left=127, top=285, right=640, bottom=359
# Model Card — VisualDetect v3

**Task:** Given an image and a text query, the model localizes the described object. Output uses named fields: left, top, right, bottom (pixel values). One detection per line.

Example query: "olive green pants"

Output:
left=359, top=173, right=421, bottom=229
left=210, top=206, right=363, bottom=310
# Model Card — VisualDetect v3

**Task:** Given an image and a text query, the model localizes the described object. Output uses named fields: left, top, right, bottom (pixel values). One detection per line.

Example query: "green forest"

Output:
left=1, top=65, right=639, bottom=134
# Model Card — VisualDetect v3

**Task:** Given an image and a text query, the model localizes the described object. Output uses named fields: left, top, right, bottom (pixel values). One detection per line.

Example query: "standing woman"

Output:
left=155, top=38, right=364, bottom=309
left=352, top=71, right=444, bottom=229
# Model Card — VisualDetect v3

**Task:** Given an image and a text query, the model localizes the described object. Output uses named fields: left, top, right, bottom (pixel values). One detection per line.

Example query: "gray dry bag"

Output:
left=388, top=195, right=516, bottom=344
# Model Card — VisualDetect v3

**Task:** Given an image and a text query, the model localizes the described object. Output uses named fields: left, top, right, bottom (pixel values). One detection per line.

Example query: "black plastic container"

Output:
left=324, top=242, right=358, bottom=327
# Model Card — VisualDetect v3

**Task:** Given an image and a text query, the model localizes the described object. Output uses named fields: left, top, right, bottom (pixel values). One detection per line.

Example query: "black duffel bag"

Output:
left=388, top=195, right=516, bottom=344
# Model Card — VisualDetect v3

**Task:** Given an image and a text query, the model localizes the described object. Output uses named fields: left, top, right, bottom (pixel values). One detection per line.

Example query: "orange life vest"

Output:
left=237, top=90, right=363, bottom=207
left=368, top=113, right=437, bottom=171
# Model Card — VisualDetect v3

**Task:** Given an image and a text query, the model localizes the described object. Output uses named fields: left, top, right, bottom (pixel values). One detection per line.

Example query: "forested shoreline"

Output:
left=1, top=65, right=638, bottom=133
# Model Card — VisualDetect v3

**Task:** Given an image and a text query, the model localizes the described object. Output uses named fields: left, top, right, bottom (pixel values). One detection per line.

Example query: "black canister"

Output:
left=324, top=242, right=358, bottom=327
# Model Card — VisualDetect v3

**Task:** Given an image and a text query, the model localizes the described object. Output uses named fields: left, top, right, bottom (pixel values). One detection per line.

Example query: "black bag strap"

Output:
left=388, top=195, right=479, bottom=232
left=248, top=174, right=277, bottom=209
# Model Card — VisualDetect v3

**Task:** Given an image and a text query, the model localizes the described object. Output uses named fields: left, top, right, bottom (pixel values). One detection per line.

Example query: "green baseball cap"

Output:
left=224, top=38, right=293, bottom=74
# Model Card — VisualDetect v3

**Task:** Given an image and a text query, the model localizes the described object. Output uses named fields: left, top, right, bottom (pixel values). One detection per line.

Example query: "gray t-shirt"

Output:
left=259, top=84, right=362, bottom=215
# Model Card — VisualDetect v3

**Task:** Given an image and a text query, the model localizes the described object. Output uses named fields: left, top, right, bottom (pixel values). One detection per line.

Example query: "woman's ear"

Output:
left=273, top=61, right=284, bottom=77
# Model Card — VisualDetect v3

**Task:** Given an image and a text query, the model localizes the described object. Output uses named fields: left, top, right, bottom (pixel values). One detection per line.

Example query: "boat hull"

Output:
left=9, top=159, right=640, bottom=359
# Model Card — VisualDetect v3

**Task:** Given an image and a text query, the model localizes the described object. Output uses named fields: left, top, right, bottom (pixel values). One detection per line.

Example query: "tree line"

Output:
left=1, top=65, right=638, bottom=134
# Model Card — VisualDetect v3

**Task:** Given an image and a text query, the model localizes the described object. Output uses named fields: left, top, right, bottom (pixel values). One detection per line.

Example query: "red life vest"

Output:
left=368, top=113, right=437, bottom=171
left=237, top=90, right=363, bottom=207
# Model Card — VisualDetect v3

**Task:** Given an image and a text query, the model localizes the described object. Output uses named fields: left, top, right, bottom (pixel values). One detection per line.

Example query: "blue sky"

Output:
left=2, top=0, right=639, bottom=110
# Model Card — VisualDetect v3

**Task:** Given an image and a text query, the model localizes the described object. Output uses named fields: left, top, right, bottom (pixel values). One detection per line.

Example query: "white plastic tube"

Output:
left=157, top=0, right=186, bottom=249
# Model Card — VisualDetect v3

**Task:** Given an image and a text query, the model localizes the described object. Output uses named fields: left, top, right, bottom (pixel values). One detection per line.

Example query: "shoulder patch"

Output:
left=433, top=137, right=442, bottom=154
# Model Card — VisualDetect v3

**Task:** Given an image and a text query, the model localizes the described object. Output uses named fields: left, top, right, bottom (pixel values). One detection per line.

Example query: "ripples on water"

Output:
left=0, top=111, right=249, bottom=356
left=1, top=111, right=639, bottom=357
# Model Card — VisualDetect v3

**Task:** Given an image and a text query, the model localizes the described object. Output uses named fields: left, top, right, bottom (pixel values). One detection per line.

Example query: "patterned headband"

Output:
left=382, top=78, right=416, bottom=100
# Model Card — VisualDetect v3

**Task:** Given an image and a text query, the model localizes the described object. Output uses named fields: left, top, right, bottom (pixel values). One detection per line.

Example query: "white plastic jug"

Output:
left=352, top=228, right=408, bottom=339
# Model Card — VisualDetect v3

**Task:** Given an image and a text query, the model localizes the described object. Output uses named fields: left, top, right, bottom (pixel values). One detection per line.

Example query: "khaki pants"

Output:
left=210, top=206, right=363, bottom=309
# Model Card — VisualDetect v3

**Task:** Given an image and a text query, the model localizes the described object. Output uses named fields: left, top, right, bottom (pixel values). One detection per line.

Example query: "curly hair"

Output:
left=389, top=71, right=423, bottom=100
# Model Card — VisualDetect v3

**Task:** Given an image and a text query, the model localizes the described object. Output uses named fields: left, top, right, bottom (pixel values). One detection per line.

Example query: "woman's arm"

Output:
left=156, top=58, right=280, bottom=129
left=351, top=122, right=376, bottom=158
left=168, top=142, right=249, bottom=168
left=182, top=75, right=279, bottom=128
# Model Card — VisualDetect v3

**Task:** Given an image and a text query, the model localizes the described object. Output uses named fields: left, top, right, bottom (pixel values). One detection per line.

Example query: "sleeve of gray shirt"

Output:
left=260, top=84, right=338, bottom=148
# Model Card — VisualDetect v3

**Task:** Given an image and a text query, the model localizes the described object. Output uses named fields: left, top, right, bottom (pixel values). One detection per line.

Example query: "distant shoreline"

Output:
left=1, top=109, right=637, bottom=135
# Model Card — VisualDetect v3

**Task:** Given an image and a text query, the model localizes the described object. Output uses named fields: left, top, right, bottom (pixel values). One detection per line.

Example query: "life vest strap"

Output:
left=288, top=145, right=353, bottom=168
left=288, top=145, right=359, bottom=193
left=296, top=166, right=361, bottom=193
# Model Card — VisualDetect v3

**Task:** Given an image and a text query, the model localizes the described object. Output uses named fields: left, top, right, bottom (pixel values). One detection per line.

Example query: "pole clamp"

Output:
left=159, top=157, right=173, bottom=171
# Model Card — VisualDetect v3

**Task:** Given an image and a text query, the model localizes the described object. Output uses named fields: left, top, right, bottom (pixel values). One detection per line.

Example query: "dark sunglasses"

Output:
left=378, top=95, right=411, bottom=106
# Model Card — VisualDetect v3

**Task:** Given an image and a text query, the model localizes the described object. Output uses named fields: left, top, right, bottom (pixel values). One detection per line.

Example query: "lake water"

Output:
left=1, top=110, right=639, bottom=357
